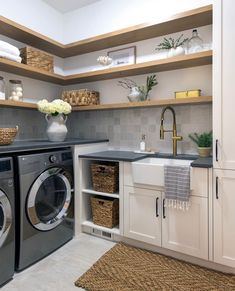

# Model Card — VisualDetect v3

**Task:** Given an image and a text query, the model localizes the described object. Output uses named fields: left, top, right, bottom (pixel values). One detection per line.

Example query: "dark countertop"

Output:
left=0, top=138, right=109, bottom=154
left=79, top=150, right=147, bottom=162
left=79, top=150, right=213, bottom=168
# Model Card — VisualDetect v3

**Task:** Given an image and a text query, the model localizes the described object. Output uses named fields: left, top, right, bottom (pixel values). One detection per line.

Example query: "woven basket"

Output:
left=91, top=162, right=119, bottom=193
left=0, top=126, right=18, bottom=145
left=20, top=47, right=54, bottom=73
left=91, top=196, right=119, bottom=228
left=62, top=89, right=100, bottom=107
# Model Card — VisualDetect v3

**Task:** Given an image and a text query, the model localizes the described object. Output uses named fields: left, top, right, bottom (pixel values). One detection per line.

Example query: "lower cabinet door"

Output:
left=124, top=186, right=161, bottom=246
left=214, top=169, right=235, bottom=268
left=162, top=195, right=208, bottom=260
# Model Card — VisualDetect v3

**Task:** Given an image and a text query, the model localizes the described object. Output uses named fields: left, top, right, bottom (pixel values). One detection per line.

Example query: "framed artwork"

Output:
left=108, top=46, right=136, bottom=67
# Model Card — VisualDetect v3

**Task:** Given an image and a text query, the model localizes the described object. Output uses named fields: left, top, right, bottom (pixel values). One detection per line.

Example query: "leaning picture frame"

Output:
left=107, top=46, right=136, bottom=67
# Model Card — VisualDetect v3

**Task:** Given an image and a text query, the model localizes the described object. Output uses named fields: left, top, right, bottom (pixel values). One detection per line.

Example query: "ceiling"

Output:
left=42, top=0, right=101, bottom=13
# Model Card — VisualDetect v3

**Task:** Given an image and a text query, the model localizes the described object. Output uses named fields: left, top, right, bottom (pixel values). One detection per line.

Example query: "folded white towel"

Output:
left=0, top=51, right=22, bottom=63
left=0, top=40, right=20, bottom=57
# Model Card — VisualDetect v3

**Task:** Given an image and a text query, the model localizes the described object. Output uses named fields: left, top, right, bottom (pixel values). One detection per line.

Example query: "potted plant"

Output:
left=156, top=34, right=188, bottom=58
left=189, top=131, right=212, bottom=157
left=118, top=74, right=158, bottom=102
left=37, top=99, right=72, bottom=142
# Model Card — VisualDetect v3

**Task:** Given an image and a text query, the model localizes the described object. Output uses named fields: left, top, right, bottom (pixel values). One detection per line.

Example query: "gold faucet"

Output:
left=160, top=106, right=183, bottom=157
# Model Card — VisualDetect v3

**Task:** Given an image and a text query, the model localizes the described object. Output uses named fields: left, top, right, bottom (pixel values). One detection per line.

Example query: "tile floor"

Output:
left=2, top=234, right=115, bottom=291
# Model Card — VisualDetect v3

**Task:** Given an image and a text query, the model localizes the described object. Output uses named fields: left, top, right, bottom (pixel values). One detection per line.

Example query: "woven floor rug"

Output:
left=75, top=243, right=235, bottom=291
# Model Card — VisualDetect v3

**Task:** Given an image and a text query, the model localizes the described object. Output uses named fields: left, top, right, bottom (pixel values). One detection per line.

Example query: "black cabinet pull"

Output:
left=156, top=197, right=159, bottom=217
left=216, top=176, right=219, bottom=199
left=163, top=198, right=166, bottom=219
left=216, top=139, right=219, bottom=162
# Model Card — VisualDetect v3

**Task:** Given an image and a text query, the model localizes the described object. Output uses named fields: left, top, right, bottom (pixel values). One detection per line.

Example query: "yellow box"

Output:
left=175, top=90, right=201, bottom=99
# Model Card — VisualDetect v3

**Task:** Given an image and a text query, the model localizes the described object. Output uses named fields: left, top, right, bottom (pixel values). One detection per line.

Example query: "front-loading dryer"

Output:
left=16, top=149, right=74, bottom=271
left=0, top=157, right=15, bottom=286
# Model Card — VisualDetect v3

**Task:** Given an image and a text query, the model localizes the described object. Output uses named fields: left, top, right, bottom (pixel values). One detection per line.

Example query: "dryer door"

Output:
left=27, top=167, right=71, bottom=231
left=0, top=190, right=12, bottom=247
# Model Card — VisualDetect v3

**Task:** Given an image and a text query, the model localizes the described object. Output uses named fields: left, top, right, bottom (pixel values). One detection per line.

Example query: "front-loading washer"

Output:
left=0, top=157, right=15, bottom=286
left=15, top=149, right=74, bottom=271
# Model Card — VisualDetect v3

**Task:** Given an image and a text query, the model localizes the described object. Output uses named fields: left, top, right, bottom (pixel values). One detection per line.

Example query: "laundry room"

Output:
left=0, top=0, right=235, bottom=290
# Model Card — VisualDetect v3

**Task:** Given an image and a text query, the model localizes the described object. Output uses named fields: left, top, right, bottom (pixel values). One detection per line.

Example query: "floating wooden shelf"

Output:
left=0, top=58, right=63, bottom=85
left=0, top=100, right=37, bottom=109
left=0, top=97, right=212, bottom=111
left=0, top=5, right=212, bottom=58
left=0, top=50, right=212, bottom=85
left=73, top=96, right=212, bottom=112
left=65, top=51, right=212, bottom=84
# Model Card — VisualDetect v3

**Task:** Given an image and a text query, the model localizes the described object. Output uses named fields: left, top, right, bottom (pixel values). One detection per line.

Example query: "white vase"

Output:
left=167, top=46, right=185, bottom=58
left=127, top=87, right=141, bottom=102
left=45, top=114, right=68, bottom=142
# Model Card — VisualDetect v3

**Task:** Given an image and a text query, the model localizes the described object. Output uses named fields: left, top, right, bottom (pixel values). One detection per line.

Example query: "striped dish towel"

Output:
left=164, top=165, right=191, bottom=211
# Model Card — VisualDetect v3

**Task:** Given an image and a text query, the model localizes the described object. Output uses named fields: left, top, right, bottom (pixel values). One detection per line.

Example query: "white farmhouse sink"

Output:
left=132, top=158, right=194, bottom=188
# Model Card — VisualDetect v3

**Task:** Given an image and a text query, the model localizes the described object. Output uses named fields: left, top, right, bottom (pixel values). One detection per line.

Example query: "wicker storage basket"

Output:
left=91, top=162, right=119, bottom=193
left=91, top=196, right=119, bottom=228
left=62, top=89, right=100, bottom=106
left=20, top=47, right=54, bottom=73
left=0, top=126, right=18, bottom=145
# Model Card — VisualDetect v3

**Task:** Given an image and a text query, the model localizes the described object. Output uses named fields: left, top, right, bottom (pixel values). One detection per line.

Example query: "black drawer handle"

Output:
left=156, top=197, right=159, bottom=217
left=216, top=139, right=219, bottom=162
left=163, top=198, right=166, bottom=219
left=216, top=176, right=219, bottom=199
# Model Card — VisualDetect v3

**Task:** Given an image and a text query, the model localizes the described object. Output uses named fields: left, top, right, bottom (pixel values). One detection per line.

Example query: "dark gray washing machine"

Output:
left=0, top=157, right=15, bottom=286
left=16, top=149, right=74, bottom=271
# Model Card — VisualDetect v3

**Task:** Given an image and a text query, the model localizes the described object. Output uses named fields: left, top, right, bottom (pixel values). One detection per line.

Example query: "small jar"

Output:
left=9, top=80, right=23, bottom=101
left=0, top=76, right=6, bottom=100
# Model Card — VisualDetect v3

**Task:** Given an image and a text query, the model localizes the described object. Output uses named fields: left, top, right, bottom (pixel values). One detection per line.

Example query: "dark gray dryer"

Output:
left=16, top=149, right=74, bottom=271
left=0, top=157, right=15, bottom=287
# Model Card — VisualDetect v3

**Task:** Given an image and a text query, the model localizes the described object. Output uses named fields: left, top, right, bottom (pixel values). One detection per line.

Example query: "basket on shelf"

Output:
left=91, top=162, right=119, bottom=193
left=91, top=196, right=119, bottom=228
left=20, top=46, right=54, bottom=73
left=62, top=89, right=100, bottom=107
left=0, top=126, right=18, bottom=145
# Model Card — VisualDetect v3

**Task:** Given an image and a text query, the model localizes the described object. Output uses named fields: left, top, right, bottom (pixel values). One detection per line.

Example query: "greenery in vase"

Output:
left=118, top=75, right=158, bottom=101
left=188, top=131, right=212, bottom=147
left=138, top=74, right=158, bottom=100
left=156, top=34, right=188, bottom=51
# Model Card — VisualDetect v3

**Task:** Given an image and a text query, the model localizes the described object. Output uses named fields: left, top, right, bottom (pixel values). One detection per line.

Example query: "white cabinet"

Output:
left=162, top=195, right=208, bottom=260
left=124, top=186, right=161, bottom=246
left=213, top=0, right=235, bottom=169
left=214, top=169, right=235, bottom=268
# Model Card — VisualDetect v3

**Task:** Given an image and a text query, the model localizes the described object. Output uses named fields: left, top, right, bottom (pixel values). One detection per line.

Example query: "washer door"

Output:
left=0, top=190, right=12, bottom=247
left=27, top=167, right=71, bottom=231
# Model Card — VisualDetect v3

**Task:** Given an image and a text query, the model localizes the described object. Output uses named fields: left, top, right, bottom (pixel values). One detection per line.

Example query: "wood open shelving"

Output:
left=0, top=100, right=37, bottom=109
left=73, top=96, right=212, bottom=112
left=65, top=50, right=212, bottom=84
left=0, top=50, right=212, bottom=85
left=0, top=5, right=212, bottom=57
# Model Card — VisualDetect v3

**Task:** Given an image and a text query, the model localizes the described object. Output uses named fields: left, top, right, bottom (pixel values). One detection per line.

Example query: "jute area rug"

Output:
left=75, top=243, right=235, bottom=291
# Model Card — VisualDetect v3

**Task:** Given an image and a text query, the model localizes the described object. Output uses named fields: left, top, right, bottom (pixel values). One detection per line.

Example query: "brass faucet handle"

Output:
left=172, top=135, right=183, bottom=141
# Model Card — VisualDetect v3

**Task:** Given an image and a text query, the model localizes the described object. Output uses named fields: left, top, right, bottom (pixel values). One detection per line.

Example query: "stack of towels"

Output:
left=0, top=40, right=21, bottom=63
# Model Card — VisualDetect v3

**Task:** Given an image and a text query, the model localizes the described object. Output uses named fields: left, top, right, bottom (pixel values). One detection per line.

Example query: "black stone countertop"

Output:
left=0, top=138, right=109, bottom=154
left=79, top=150, right=213, bottom=168
left=79, top=150, right=147, bottom=162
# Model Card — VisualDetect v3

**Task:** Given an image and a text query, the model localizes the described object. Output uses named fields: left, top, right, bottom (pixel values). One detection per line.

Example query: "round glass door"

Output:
left=27, top=167, right=71, bottom=231
left=0, top=190, right=12, bottom=247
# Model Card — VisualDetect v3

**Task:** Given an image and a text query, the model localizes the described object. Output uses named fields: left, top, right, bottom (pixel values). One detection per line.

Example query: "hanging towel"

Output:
left=0, top=51, right=22, bottom=63
left=164, top=165, right=191, bottom=211
left=0, top=40, right=20, bottom=56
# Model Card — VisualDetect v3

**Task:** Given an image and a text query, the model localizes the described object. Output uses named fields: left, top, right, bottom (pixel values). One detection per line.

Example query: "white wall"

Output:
left=0, top=0, right=64, bottom=43
left=63, top=0, right=212, bottom=43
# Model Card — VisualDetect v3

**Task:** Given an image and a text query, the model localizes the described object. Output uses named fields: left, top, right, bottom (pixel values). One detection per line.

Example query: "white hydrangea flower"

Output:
left=37, top=99, right=72, bottom=115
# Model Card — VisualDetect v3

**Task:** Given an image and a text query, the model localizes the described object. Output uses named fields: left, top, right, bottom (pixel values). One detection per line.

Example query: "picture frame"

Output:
left=107, top=46, right=136, bottom=67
